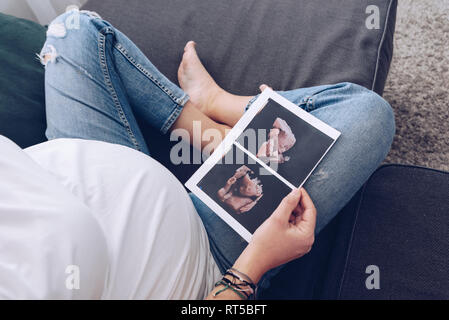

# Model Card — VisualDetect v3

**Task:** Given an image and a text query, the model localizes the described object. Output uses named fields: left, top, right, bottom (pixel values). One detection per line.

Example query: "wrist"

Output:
left=232, top=244, right=269, bottom=284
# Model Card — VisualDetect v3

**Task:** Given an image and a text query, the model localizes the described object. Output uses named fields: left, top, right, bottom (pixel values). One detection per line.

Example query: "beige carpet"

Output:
left=383, top=0, right=449, bottom=171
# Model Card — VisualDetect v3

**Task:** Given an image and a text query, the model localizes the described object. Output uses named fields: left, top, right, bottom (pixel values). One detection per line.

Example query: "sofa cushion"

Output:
left=83, top=0, right=397, bottom=183
left=258, top=186, right=362, bottom=299
left=84, top=0, right=397, bottom=96
left=0, top=13, right=47, bottom=148
left=261, top=165, right=449, bottom=299
left=325, top=165, right=449, bottom=299
left=0, top=2, right=397, bottom=170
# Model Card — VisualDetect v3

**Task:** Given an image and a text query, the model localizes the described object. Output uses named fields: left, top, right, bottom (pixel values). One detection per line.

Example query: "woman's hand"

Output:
left=233, top=187, right=317, bottom=283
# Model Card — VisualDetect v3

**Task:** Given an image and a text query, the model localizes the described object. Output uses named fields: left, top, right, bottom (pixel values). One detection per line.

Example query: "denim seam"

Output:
left=296, top=96, right=311, bottom=111
left=160, top=103, right=184, bottom=134
left=244, top=95, right=259, bottom=112
left=304, top=84, right=343, bottom=111
left=98, top=31, right=141, bottom=151
left=50, top=54, right=102, bottom=88
left=306, top=97, right=313, bottom=111
left=114, top=43, right=188, bottom=106
left=311, top=96, right=316, bottom=111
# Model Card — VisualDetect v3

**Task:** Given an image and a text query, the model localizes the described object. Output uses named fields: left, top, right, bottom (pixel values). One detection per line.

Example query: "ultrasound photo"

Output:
left=236, top=98, right=336, bottom=187
left=198, top=144, right=291, bottom=234
left=187, top=90, right=340, bottom=241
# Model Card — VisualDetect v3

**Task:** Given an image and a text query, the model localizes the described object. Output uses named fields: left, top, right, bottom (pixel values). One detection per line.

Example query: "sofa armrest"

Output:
left=324, top=164, right=449, bottom=299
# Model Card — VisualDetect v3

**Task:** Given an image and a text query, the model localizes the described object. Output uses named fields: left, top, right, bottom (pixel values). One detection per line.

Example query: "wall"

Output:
left=0, top=0, right=88, bottom=24
left=0, top=0, right=37, bottom=21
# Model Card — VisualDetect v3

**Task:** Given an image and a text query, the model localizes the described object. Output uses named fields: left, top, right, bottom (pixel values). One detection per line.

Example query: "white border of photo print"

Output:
left=186, top=88, right=341, bottom=242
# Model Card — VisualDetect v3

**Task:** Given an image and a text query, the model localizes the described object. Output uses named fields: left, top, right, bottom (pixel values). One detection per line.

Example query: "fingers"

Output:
left=273, top=188, right=301, bottom=221
left=300, top=188, right=315, bottom=211
left=293, top=204, right=303, bottom=215
left=297, top=188, right=317, bottom=231
left=259, top=84, right=273, bottom=92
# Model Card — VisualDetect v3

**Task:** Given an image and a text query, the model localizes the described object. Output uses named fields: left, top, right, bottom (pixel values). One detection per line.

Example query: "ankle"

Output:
left=206, top=86, right=226, bottom=120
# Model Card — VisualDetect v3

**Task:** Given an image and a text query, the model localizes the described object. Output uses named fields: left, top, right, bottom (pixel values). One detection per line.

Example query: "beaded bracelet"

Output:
left=220, top=277, right=252, bottom=299
left=213, top=268, right=258, bottom=299
left=225, top=270, right=257, bottom=293
left=214, top=279, right=247, bottom=300
left=229, top=267, right=255, bottom=284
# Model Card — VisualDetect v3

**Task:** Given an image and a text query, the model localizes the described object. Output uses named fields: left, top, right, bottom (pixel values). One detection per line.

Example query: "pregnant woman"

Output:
left=0, top=10, right=394, bottom=299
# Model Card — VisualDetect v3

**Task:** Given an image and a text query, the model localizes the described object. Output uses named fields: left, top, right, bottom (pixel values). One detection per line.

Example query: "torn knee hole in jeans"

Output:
left=47, top=22, right=67, bottom=38
left=38, top=45, right=58, bottom=66
left=45, top=9, right=101, bottom=40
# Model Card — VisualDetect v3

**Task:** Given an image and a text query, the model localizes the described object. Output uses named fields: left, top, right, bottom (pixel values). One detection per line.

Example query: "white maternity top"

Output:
left=0, top=136, right=221, bottom=299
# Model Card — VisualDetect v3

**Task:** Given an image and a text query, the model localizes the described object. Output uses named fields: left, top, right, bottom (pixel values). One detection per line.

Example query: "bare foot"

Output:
left=178, top=41, right=255, bottom=126
left=178, top=41, right=223, bottom=119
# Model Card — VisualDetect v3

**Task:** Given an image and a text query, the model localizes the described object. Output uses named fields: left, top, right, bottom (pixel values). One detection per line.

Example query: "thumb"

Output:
left=296, top=188, right=317, bottom=230
left=259, top=84, right=273, bottom=92
left=273, top=188, right=301, bottom=221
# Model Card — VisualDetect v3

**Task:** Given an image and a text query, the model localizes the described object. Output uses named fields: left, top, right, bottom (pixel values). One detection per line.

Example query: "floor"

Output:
left=383, top=0, right=449, bottom=171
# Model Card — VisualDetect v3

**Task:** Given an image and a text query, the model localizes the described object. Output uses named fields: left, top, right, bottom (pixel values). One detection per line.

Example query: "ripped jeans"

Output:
left=39, top=11, right=395, bottom=291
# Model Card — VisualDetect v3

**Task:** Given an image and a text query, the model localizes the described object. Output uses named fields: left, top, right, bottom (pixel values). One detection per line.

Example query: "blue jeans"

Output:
left=41, top=12, right=395, bottom=290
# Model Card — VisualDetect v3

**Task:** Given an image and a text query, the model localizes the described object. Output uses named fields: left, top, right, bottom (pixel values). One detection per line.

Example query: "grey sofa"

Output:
left=84, top=0, right=397, bottom=184
left=0, top=0, right=448, bottom=299
left=81, top=0, right=448, bottom=299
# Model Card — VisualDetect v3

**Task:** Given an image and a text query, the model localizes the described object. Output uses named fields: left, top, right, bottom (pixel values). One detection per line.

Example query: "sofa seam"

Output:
left=371, top=0, right=394, bottom=92
left=377, top=163, right=449, bottom=175
left=336, top=180, right=368, bottom=299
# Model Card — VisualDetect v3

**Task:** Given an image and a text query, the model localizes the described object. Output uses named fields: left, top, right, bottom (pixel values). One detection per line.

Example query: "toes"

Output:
left=184, top=40, right=196, bottom=52
left=182, top=41, right=202, bottom=67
